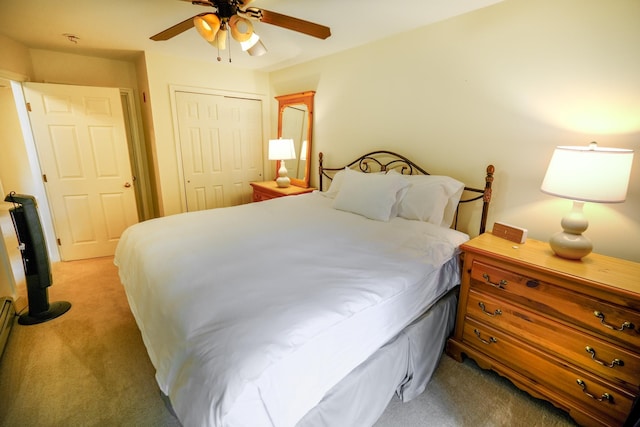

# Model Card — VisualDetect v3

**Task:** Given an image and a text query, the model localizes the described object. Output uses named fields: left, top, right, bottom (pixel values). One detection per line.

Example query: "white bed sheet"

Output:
left=114, top=192, right=468, bottom=427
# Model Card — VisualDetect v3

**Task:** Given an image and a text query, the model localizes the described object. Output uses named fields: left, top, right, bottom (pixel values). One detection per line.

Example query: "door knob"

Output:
left=124, top=182, right=132, bottom=188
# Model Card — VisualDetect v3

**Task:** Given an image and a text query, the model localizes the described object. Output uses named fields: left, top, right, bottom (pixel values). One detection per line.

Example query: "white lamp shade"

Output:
left=246, top=40, right=267, bottom=56
left=268, top=139, right=296, bottom=160
left=240, top=33, right=260, bottom=50
left=240, top=33, right=268, bottom=56
left=541, top=143, right=634, bottom=203
left=212, top=28, right=227, bottom=50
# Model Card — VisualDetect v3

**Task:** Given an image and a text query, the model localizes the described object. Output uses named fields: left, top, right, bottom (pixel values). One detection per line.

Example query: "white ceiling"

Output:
left=0, top=0, right=502, bottom=72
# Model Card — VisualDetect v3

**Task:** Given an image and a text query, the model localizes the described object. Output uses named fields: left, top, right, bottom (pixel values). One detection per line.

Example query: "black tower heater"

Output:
left=4, top=193, right=71, bottom=325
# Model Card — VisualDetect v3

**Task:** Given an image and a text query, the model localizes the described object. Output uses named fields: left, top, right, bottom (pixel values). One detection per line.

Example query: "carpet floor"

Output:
left=0, top=256, right=577, bottom=426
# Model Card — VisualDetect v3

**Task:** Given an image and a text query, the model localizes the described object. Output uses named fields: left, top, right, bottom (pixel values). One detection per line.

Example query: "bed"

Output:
left=114, top=150, right=495, bottom=427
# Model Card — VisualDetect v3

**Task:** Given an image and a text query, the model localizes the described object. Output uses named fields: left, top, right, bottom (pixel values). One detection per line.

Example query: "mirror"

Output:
left=275, top=91, right=314, bottom=188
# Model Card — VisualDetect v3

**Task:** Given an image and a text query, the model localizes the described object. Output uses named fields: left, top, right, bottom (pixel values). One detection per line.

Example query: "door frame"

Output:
left=120, top=88, right=154, bottom=220
left=10, top=80, right=60, bottom=261
left=169, top=85, right=270, bottom=212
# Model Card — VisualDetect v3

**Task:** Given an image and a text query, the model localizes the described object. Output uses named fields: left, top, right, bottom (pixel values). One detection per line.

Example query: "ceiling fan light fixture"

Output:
left=213, top=28, right=228, bottom=50
left=229, top=16, right=253, bottom=42
left=194, top=14, right=221, bottom=42
left=151, top=1, right=330, bottom=61
left=240, top=32, right=259, bottom=50
left=246, top=39, right=267, bottom=57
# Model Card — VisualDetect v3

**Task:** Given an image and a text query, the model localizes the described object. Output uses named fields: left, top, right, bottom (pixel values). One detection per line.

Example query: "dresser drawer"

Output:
left=466, top=289, right=640, bottom=388
left=470, top=260, right=640, bottom=350
left=252, top=190, right=280, bottom=202
left=462, top=318, right=636, bottom=424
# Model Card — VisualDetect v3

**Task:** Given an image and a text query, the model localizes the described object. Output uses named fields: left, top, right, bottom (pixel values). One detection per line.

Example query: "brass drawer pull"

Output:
left=481, top=273, right=507, bottom=289
left=585, top=346, right=624, bottom=368
left=473, top=328, right=497, bottom=345
left=478, top=302, right=502, bottom=317
left=593, top=311, right=635, bottom=331
left=575, top=379, right=613, bottom=403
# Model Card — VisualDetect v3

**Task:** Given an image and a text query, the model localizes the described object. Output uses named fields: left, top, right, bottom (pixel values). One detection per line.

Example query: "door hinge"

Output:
left=42, top=174, right=48, bottom=183
left=26, top=102, right=31, bottom=112
left=57, top=238, right=61, bottom=246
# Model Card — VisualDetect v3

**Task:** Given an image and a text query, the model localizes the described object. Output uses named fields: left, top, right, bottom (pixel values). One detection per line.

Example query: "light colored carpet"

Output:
left=375, top=355, right=575, bottom=427
left=0, top=257, right=576, bottom=427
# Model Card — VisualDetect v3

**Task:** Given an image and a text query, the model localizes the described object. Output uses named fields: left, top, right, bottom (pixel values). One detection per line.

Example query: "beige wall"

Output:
left=0, top=36, right=34, bottom=201
left=29, top=49, right=140, bottom=89
left=0, top=72, right=33, bottom=299
left=0, top=34, right=32, bottom=79
left=143, top=52, right=270, bottom=215
left=0, top=86, right=34, bottom=196
left=270, top=0, right=640, bottom=262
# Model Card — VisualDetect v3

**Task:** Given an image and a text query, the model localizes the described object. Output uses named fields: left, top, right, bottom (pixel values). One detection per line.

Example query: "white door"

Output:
left=176, top=91, right=263, bottom=211
left=23, top=82, right=138, bottom=261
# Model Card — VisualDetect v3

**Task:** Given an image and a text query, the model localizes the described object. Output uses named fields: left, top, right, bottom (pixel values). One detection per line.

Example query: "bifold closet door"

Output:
left=175, top=91, right=264, bottom=211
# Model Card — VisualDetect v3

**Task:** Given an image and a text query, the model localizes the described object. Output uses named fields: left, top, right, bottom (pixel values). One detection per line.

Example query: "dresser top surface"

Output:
left=462, top=232, right=640, bottom=296
left=250, top=181, right=315, bottom=195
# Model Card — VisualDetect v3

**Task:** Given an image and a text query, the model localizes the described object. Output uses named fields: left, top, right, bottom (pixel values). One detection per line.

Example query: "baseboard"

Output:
left=0, top=297, right=16, bottom=359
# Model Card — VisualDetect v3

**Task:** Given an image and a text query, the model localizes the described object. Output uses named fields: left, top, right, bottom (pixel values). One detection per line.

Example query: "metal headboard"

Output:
left=318, top=151, right=495, bottom=234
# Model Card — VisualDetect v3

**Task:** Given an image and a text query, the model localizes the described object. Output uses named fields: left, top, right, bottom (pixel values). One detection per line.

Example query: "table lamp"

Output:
left=540, top=142, right=634, bottom=259
left=268, top=138, right=296, bottom=188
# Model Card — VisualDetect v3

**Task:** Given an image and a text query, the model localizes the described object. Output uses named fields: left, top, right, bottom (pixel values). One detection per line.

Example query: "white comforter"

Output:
left=114, top=192, right=468, bottom=427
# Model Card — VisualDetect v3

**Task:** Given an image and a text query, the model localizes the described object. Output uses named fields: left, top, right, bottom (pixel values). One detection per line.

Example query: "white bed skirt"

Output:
left=297, top=288, right=458, bottom=427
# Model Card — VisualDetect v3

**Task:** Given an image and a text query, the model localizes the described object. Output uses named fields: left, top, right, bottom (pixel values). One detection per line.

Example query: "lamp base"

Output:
left=276, top=160, right=290, bottom=188
left=549, top=200, right=592, bottom=260
left=549, top=231, right=592, bottom=260
left=276, top=176, right=290, bottom=188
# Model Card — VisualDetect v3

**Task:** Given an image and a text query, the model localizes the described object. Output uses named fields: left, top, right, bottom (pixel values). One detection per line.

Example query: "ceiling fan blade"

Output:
left=151, top=15, right=201, bottom=41
left=258, top=9, right=331, bottom=40
left=180, top=0, right=215, bottom=6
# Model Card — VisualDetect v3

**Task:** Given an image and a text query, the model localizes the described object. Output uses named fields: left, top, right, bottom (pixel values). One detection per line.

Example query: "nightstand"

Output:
left=446, top=232, right=640, bottom=427
left=250, top=181, right=315, bottom=202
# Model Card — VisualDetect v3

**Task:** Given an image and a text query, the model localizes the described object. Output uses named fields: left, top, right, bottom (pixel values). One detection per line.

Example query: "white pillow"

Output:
left=332, top=169, right=409, bottom=221
left=394, top=174, right=465, bottom=227
left=321, top=168, right=347, bottom=199
left=397, top=182, right=449, bottom=225
left=321, top=167, right=388, bottom=199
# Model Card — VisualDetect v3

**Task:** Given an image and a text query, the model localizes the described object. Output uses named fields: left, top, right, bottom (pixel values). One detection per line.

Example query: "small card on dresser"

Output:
left=492, top=221, right=527, bottom=244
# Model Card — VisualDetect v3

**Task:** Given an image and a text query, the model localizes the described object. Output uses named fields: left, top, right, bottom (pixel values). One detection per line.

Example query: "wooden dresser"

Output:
left=446, top=233, right=640, bottom=427
left=250, top=181, right=315, bottom=202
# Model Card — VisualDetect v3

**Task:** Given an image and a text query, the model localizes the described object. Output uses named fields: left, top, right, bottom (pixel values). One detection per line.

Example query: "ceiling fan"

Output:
left=151, top=0, right=331, bottom=59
